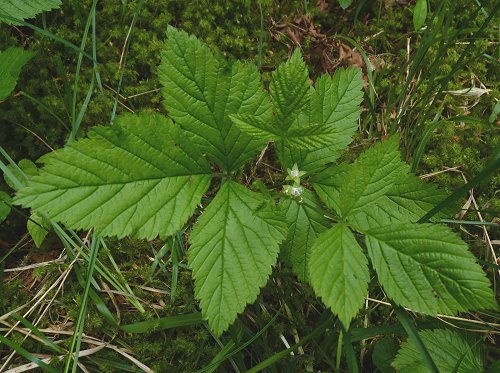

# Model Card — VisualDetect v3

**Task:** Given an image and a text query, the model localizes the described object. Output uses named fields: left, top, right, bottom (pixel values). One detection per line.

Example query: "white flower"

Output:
left=283, top=185, right=303, bottom=197
left=286, top=163, right=306, bottom=183
left=290, top=186, right=303, bottom=197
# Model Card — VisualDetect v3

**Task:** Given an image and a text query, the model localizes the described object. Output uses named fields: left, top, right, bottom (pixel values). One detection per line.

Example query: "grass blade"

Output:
left=0, top=333, right=58, bottom=373
left=64, top=235, right=100, bottom=373
left=119, top=312, right=203, bottom=333
left=343, top=326, right=359, bottom=373
left=11, top=313, right=64, bottom=354
left=246, top=316, right=332, bottom=373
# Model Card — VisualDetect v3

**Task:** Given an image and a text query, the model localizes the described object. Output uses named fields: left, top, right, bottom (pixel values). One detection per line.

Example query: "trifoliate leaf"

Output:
left=336, top=137, right=406, bottom=217
left=277, top=66, right=363, bottom=172
left=15, top=113, right=212, bottom=240
left=280, top=190, right=330, bottom=282
left=0, top=191, right=11, bottom=224
left=189, top=181, right=287, bottom=335
left=393, top=329, right=483, bottom=373
left=365, top=223, right=497, bottom=315
left=0, top=47, right=35, bottom=100
left=0, top=0, right=61, bottom=25
left=233, top=50, right=363, bottom=172
left=160, top=27, right=271, bottom=171
left=309, top=223, right=370, bottom=327
left=27, top=213, right=50, bottom=248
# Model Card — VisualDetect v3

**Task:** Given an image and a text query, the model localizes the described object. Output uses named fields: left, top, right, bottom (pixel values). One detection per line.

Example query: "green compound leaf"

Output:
left=0, top=47, right=35, bottom=100
left=234, top=50, right=363, bottom=172
left=231, top=115, right=345, bottom=152
left=0, top=0, right=61, bottom=25
left=280, top=190, right=330, bottom=282
left=309, top=223, right=369, bottom=327
left=393, top=329, right=483, bottom=373
left=15, top=113, right=212, bottom=240
left=365, top=223, right=497, bottom=315
left=189, top=181, right=287, bottom=336
left=160, top=27, right=271, bottom=171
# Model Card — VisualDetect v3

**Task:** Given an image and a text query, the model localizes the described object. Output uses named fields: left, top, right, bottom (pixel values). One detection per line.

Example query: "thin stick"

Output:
left=3, top=257, right=67, bottom=272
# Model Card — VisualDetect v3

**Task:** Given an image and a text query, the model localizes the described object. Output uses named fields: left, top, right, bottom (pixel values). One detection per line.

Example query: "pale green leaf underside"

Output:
left=393, top=329, right=482, bottom=373
left=365, top=223, right=496, bottom=315
left=280, top=190, right=330, bottom=282
left=189, top=181, right=287, bottom=335
left=0, top=0, right=61, bottom=24
left=0, top=47, right=35, bottom=100
left=159, top=27, right=271, bottom=171
left=309, top=223, right=369, bottom=327
left=15, top=113, right=212, bottom=240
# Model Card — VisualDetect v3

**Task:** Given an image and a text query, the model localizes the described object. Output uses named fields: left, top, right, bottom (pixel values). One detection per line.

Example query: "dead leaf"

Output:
left=339, top=44, right=364, bottom=69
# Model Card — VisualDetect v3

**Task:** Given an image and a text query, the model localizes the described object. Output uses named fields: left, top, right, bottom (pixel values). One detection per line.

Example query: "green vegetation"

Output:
left=1, top=1, right=498, bottom=372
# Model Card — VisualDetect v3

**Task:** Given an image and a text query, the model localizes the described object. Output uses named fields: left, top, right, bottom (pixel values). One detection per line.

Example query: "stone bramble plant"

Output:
left=14, top=27, right=497, bottom=337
